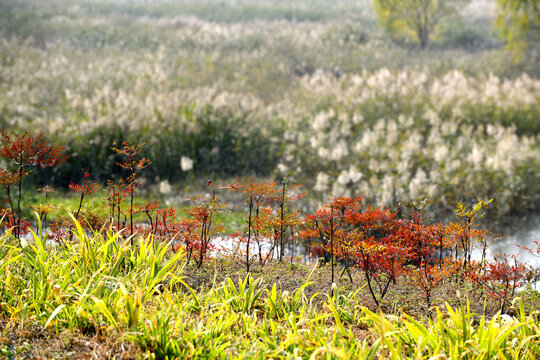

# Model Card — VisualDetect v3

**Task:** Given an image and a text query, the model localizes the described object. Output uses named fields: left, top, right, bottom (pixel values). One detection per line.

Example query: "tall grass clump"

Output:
left=360, top=297, right=540, bottom=359
left=0, top=215, right=184, bottom=335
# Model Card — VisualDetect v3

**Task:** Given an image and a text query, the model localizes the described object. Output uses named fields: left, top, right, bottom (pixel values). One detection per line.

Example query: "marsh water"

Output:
left=211, top=214, right=540, bottom=267
left=473, top=214, right=540, bottom=268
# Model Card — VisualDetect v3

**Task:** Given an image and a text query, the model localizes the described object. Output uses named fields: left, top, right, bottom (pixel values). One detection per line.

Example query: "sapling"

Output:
left=184, top=181, right=225, bottom=268
left=111, top=141, right=151, bottom=241
left=453, top=199, right=493, bottom=270
left=69, top=170, right=101, bottom=220
left=229, top=177, right=279, bottom=272
left=0, top=130, right=66, bottom=238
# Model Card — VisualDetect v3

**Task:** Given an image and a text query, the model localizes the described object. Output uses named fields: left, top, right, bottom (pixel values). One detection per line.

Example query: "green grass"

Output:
left=0, top=221, right=538, bottom=358
left=13, top=188, right=246, bottom=234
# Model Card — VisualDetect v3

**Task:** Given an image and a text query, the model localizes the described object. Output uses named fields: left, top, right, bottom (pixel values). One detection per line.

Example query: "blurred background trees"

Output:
left=496, top=0, right=540, bottom=58
left=373, top=0, right=468, bottom=49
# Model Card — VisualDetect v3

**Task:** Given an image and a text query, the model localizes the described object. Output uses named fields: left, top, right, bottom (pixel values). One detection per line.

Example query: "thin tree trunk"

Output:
left=246, top=196, right=253, bottom=273
left=75, top=193, right=85, bottom=220
left=330, top=205, right=334, bottom=284
left=4, top=185, right=15, bottom=232
left=15, top=165, right=24, bottom=239
left=145, top=211, right=154, bottom=234
left=363, top=254, right=379, bottom=308
left=279, top=181, right=286, bottom=261
left=130, top=189, right=134, bottom=242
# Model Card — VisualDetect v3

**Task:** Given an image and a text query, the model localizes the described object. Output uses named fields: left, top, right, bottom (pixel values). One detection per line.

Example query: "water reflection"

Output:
left=213, top=215, right=540, bottom=267
left=475, top=215, right=540, bottom=267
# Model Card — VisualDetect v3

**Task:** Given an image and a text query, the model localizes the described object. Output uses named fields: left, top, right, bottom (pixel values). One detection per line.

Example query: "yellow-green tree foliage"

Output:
left=496, top=0, right=540, bottom=58
left=373, top=0, right=461, bottom=49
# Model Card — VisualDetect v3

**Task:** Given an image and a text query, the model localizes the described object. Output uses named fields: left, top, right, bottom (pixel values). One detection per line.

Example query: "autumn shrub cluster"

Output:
left=299, top=196, right=538, bottom=312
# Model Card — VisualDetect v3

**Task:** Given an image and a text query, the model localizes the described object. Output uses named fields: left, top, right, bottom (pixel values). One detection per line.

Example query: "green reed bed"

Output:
left=0, top=220, right=538, bottom=359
